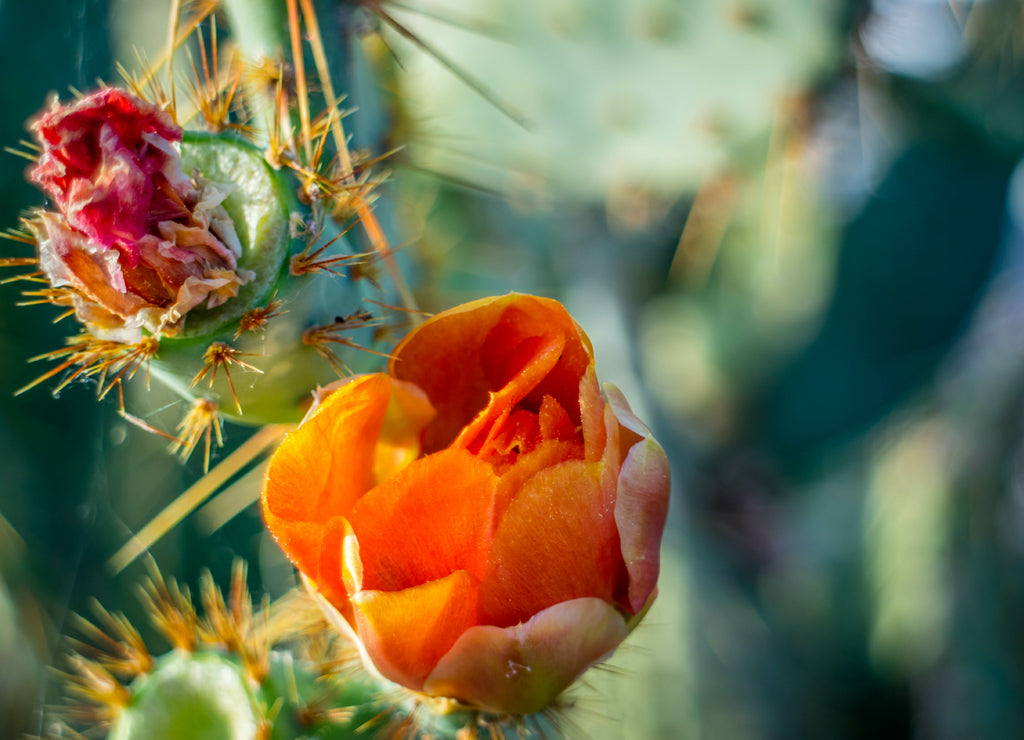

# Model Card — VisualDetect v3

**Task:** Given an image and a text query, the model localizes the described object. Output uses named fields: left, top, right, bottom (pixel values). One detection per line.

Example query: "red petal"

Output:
left=30, top=89, right=183, bottom=263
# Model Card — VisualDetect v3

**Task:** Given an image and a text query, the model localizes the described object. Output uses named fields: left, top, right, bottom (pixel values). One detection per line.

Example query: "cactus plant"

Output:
left=50, top=561, right=571, bottom=740
left=2, top=0, right=411, bottom=468
left=6, top=3, right=683, bottom=739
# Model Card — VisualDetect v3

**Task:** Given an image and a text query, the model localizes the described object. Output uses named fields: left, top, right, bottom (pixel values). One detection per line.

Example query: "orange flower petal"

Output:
left=605, top=384, right=671, bottom=614
left=312, top=516, right=357, bottom=620
left=422, top=597, right=629, bottom=715
left=261, top=294, right=671, bottom=716
left=373, top=378, right=436, bottom=484
left=580, top=365, right=608, bottom=464
left=390, top=294, right=592, bottom=454
left=538, top=393, right=578, bottom=443
left=351, top=570, right=480, bottom=690
left=475, top=298, right=594, bottom=437
left=478, top=459, right=623, bottom=627
left=348, top=448, right=500, bottom=591
left=262, top=374, right=393, bottom=578
left=389, top=295, right=521, bottom=452
left=472, top=394, right=584, bottom=473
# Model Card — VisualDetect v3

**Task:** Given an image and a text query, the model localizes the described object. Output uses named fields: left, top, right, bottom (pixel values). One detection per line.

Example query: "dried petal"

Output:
left=28, top=89, right=253, bottom=340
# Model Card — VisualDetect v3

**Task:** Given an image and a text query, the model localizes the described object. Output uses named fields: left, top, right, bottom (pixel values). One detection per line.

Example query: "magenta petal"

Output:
left=604, top=384, right=671, bottom=614
left=422, top=597, right=629, bottom=715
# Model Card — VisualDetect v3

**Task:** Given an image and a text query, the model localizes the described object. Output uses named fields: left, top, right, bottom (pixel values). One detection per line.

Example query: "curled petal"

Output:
left=351, top=570, right=480, bottom=690
left=31, top=89, right=182, bottom=260
left=262, top=375, right=393, bottom=578
left=314, top=516, right=358, bottom=617
left=580, top=365, right=608, bottom=464
left=605, top=384, right=671, bottom=614
left=35, top=213, right=140, bottom=313
left=28, top=89, right=253, bottom=336
left=423, top=597, right=629, bottom=715
left=390, top=294, right=592, bottom=453
left=349, top=448, right=499, bottom=591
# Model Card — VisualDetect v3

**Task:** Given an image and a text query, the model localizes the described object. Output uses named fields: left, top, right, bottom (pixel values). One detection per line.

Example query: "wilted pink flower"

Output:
left=29, top=88, right=251, bottom=341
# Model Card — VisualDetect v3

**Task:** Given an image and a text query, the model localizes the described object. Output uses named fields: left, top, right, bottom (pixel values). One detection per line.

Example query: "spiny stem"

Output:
left=221, top=0, right=420, bottom=318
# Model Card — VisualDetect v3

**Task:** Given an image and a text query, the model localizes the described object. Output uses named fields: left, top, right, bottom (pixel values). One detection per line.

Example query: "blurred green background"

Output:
left=4, top=0, right=1024, bottom=737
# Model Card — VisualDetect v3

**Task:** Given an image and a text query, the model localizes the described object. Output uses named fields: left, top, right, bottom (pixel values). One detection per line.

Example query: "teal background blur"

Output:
left=4, top=0, right=1024, bottom=738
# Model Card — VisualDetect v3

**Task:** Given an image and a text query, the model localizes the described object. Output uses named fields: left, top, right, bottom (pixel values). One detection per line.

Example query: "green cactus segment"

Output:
left=103, top=643, right=551, bottom=740
left=389, top=0, right=844, bottom=199
left=109, top=651, right=261, bottom=740
left=259, top=651, right=382, bottom=740
left=54, top=561, right=555, bottom=740
left=107, top=648, right=390, bottom=740
left=219, top=0, right=289, bottom=68
left=177, top=132, right=295, bottom=339
left=147, top=132, right=387, bottom=425
left=149, top=258, right=381, bottom=426
left=638, top=139, right=837, bottom=446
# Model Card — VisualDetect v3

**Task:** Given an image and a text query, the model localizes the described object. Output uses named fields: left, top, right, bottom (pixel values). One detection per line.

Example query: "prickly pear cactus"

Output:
left=52, top=563, right=369, bottom=739
left=2, top=0, right=410, bottom=465
left=386, top=0, right=845, bottom=199
left=52, top=562, right=554, bottom=740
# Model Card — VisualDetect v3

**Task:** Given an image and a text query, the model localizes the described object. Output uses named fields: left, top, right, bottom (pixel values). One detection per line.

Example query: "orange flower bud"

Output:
left=262, top=294, right=670, bottom=715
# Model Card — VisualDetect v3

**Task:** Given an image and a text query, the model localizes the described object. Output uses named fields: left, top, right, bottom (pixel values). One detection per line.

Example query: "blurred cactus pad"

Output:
left=388, top=0, right=845, bottom=199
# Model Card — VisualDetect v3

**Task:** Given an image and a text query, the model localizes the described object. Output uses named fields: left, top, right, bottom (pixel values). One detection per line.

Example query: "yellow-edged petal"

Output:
left=351, top=570, right=480, bottom=690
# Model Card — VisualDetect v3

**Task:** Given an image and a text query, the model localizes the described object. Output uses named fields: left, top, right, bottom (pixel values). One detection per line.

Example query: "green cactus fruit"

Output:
left=51, top=563, right=384, bottom=740
left=109, top=651, right=262, bottom=740
left=5, top=4, right=411, bottom=461
left=108, top=648, right=390, bottom=740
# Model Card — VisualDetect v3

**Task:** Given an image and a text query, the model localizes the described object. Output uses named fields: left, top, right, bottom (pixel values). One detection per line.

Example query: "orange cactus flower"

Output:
left=262, top=294, right=670, bottom=715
